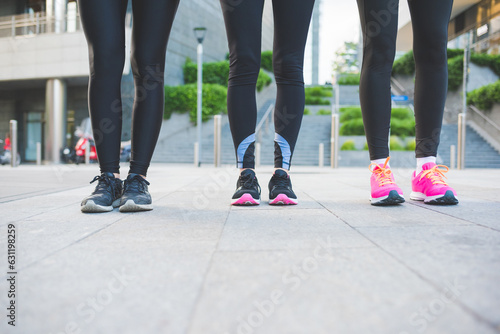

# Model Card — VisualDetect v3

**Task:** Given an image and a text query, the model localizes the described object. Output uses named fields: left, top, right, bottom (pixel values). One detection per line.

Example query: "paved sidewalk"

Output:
left=1, top=163, right=499, bottom=334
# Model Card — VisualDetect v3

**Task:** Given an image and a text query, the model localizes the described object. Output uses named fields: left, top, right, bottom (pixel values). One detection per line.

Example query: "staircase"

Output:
left=438, top=124, right=500, bottom=168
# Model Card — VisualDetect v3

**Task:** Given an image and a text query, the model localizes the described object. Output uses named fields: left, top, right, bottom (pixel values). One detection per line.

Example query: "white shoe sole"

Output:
left=119, top=199, right=153, bottom=212
left=81, top=199, right=120, bottom=213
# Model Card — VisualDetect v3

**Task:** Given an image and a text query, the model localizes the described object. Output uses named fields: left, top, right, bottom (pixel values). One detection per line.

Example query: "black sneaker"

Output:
left=119, top=173, right=153, bottom=212
left=81, top=172, right=123, bottom=213
left=268, top=169, right=298, bottom=205
left=231, top=169, right=261, bottom=205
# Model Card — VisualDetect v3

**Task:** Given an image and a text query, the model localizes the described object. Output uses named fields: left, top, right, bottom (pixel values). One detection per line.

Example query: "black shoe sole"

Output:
left=371, top=190, right=405, bottom=206
left=424, top=190, right=459, bottom=205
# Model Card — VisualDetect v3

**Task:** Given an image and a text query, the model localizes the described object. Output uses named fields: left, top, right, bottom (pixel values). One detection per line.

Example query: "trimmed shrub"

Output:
left=261, top=51, right=273, bottom=72
left=363, top=142, right=369, bottom=151
left=389, top=136, right=405, bottom=151
left=256, top=69, right=272, bottom=92
left=406, top=139, right=416, bottom=151
left=338, top=73, right=360, bottom=85
left=304, top=108, right=311, bottom=115
left=390, top=118, right=416, bottom=137
left=392, top=51, right=415, bottom=75
left=340, top=118, right=365, bottom=135
left=164, top=84, right=227, bottom=122
left=183, top=59, right=229, bottom=86
left=316, top=109, right=332, bottom=115
left=391, top=107, right=413, bottom=120
left=341, top=140, right=357, bottom=151
left=340, top=108, right=362, bottom=122
left=305, top=86, right=333, bottom=97
left=447, top=55, right=463, bottom=91
left=467, top=80, right=500, bottom=110
left=305, top=96, right=331, bottom=105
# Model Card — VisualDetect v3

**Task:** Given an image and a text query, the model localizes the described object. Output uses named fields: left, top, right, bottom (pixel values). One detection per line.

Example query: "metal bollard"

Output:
left=255, top=143, right=261, bottom=168
left=450, top=145, right=456, bottom=170
left=457, top=113, right=466, bottom=170
left=319, top=143, right=324, bottom=168
left=10, top=120, right=18, bottom=167
left=214, top=115, right=222, bottom=167
left=330, top=114, right=339, bottom=168
left=36, top=142, right=42, bottom=165
left=85, top=140, right=90, bottom=165
left=194, top=142, right=199, bottom=167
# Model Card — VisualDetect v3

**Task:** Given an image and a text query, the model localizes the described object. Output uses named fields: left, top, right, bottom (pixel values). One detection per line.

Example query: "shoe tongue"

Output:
left=240, top=169, right=255, bottom=178
left=422, top=162, right=437, bottom=170
left=274, top=169, right=288, bottom=178
left=102, top=172, right=115, bottom=178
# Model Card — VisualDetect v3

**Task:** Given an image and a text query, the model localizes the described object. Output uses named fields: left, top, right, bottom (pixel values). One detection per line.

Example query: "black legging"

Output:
left=78, top=0, right=179, bottom=176
left=220, top=0, right=315, bottom=170
left=357, top=0, right=453, bottom=160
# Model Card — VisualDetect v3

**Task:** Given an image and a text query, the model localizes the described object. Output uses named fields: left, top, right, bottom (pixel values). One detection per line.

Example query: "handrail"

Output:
left=390, top=77, right=407, bottom=95
left=468, top=105, right=500, bottom=132
left=0, top=12, right=132, bottom=38
left=255, top=103, right=274, bottom=142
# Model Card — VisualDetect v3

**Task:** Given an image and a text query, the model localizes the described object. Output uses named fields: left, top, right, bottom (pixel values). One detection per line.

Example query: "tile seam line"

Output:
left=184, top=204, right=232, bottom=334
left=0, top=214, right=128, bottom=280
left=305, top=190, right=500, bottom=332
left=0, top=185, right=88, bottom=204
left=406, top=201, right=500, bottom=233
left=0, top=175, right=205, bottom=278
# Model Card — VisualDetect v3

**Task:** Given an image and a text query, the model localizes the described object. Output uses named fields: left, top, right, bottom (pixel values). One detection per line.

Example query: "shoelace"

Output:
left=124, top=174, right=150, bottom=193
left=240, top=173, right=261, bottom=193
left=272, top=173, right=289, bottom=189
left=90, top=174, right=117, bottom=196
left=419, top=165, right=449, bottom=185
left=368, top=157, right=395, bottom=187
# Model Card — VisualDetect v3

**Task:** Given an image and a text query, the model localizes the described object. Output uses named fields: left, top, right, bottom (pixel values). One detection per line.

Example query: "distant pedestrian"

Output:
left=220, top=0, right=315, bottom=206
left=356, top=0, right=458, bottom=206
left=78, top=0, right=180, bottom=213
left=3, top=133, right=11, bottom=151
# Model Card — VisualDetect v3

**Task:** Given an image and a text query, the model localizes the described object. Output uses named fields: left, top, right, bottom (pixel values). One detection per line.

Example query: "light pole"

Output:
left=194, top=27, right=207, bottom=167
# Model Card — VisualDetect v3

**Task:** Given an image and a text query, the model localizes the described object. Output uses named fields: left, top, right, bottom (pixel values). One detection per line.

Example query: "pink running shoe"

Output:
left=410, top=163, right=458, bottom=205
left=368, top=157, right=405, bottom=206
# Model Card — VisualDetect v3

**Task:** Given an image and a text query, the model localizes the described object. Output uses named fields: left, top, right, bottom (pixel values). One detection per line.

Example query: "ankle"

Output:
left=240, top=168, right=255, bottom=174
left=274, top=168, right=289, bottom=174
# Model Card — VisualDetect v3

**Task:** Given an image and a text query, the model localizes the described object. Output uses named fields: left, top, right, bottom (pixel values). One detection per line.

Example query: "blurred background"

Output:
left=0, top=0, right=499, bottom=169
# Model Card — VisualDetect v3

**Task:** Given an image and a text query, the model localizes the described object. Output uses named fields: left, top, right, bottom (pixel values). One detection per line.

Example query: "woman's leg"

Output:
left=357, top=0, right=399, bottom=161
left=271, top=0, right=315, bottom=170
left=357, top=0, right=405, bottom=206
left=129, top=0, right=180, bottom=177
left=220, top=0, right=265, bottom=170
left=408, top=0, right=453, bottom=160
left=409, top=0, right=458, bottom=205
left=220, top=0, right=265, bottom=206
left=78, top=0, right=128, bottom=213
left=78, top=0, right=128, bottom=175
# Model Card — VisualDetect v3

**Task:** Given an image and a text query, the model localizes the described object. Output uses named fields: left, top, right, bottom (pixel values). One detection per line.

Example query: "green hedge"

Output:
left=389, top=136, right=405, bottom=151
left=340, top=108, right=362, bottom=122
left=393, top=49, right=500, bottom=91
left=340, top=118, right=365, bottom=135
left=164, top=84, right=227, bottom=122
left=467, top=80, right=500, bottom=110
left=305, top=86, right=332, bottom=105
left=316, top=109, right=331, bottom=115
left=183, top=59, right=229, bottom=86
left=183, top=58, right=272, bottom=91
left=341, top=140, right=357, bottom=151
left=256, top=69, right=272, bottom=92
left=338, top=73, right=360, bottom=85
left=304, top=108, right=311, bottom=115
left=261, top=51, right=273, bottom=72
left=392, top=51, right=415, bottom=76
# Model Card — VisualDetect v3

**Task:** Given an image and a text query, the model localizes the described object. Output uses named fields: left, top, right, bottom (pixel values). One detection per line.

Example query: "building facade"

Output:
left=0, top=0, right=274, bottom=163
